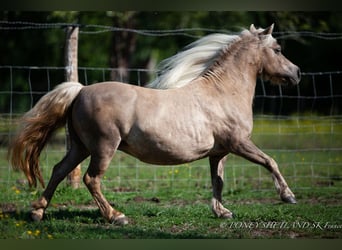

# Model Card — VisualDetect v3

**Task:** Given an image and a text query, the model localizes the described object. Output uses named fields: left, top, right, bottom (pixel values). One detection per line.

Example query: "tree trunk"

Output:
left=110, top=12, right=137, bottom=83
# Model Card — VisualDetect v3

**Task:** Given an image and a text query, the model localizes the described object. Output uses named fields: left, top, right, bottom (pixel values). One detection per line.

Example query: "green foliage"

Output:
left=2, top=11, right=341, bottom=69
left=1, top=11, right=342, bottom=113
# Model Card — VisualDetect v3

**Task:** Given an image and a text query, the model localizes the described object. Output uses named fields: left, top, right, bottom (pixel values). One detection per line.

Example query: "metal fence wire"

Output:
left=0, top=66, right=341, bottom=194
left=0, top=21, right=342, bottom=194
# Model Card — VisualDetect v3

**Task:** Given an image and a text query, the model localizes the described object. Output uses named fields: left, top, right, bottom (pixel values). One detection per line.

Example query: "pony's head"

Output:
left=250, top=24, right=301, bottom=85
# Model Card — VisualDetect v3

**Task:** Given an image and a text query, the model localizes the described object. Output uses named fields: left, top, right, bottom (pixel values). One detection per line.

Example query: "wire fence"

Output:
left=2, top=20, right=342, bottom=40
left=0, top=66, right=341, bottom=195
left=1, top=65, right=342, bottom=115
left=0, top=21, right=341, bottom=195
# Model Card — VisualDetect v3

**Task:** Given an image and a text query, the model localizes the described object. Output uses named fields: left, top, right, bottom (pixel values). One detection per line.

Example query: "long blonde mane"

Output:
left=146, top=33, right=241, bottom=89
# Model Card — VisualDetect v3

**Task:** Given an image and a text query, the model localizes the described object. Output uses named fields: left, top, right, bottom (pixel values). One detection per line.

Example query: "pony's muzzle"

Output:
left=289, top=65, right=301, bottom=85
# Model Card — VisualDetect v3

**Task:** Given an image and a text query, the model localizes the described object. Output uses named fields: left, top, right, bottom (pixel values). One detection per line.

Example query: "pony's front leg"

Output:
left=209, top=155, right=234, bottom=219
left=232, top=139, right=296, bottom=204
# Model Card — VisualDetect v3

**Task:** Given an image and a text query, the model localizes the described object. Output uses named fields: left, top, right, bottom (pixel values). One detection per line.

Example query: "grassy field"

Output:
left=0, top=187, right=341, bottom=239
left=0, top=115, right=341, bottom=239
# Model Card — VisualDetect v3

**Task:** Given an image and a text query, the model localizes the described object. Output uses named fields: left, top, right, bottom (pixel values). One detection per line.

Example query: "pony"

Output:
left=8, top=24, right=300, bottom=225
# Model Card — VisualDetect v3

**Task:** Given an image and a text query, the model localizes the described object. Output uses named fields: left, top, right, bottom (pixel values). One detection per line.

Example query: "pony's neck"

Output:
left=200, top=36, right=261, bottom=107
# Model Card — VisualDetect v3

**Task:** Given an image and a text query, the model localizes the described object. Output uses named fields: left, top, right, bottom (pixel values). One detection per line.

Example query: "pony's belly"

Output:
left=118, top=140, right=212, bottom=165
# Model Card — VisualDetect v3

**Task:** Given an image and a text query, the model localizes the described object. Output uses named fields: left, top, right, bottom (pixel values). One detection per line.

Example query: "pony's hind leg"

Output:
left=83, top=141, right=128, bottom=225
left=209, top=155, right=234, bottom=219
left=31, top=141, right=89, bottom=221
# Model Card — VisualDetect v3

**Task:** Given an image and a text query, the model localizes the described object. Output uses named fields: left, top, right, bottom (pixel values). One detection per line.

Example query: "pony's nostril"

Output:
left=297, top=68, right=301, bottom=81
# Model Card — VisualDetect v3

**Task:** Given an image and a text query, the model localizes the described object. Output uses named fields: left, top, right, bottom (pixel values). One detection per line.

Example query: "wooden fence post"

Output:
left=65, top=25, right=81, bottom=188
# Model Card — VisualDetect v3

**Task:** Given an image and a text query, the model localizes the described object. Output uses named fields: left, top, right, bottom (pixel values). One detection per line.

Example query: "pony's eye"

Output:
left=274, top=48, right=281, bottom=54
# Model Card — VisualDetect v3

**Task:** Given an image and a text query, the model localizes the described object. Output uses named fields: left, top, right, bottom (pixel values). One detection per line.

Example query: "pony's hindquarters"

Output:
left=8, top=82, right=83, bottom=188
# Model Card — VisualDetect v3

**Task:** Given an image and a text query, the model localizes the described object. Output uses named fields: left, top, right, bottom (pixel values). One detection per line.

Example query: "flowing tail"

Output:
left=8, top=82, right=84, bottom=188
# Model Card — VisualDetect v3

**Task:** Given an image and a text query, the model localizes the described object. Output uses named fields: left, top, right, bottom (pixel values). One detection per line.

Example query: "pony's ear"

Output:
left=250, top=24, right=257, bottom=33
left=260, top=23, right=274, bottom=35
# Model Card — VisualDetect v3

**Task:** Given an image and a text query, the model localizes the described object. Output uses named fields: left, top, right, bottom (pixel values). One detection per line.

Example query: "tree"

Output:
left=108, top=11, right=137, bottom=82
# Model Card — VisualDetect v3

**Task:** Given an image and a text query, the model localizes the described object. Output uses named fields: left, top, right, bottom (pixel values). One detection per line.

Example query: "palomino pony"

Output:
left=9, top=24, right=300, bottom=225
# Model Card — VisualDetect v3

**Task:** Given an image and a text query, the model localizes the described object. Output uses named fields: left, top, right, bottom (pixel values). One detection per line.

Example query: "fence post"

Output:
left=64, top=25, right=81, bottom=188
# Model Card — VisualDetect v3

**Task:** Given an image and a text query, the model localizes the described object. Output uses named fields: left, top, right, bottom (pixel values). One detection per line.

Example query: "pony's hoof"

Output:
left=111, top=214, right=129, bottom=226
left=220, top=211, right=234, bottom=219
left=281, top=196, right=297, bottom=204
left=31, top=208, right=44, bottom=222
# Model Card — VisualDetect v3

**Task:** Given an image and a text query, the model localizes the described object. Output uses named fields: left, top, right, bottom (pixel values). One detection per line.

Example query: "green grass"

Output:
left=0, top=115, right=342, bottom=238
left=1, top=188, right=342, bottom=239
